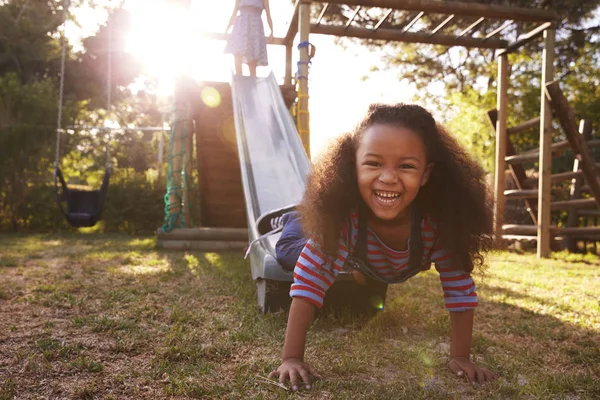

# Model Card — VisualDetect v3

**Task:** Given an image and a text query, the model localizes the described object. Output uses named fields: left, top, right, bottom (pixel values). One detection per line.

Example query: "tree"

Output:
left=313, top=1, right=600, bottom=172
left=0, top=73, right=59, bottom=230
left=0, top=0, right=156, bottom=231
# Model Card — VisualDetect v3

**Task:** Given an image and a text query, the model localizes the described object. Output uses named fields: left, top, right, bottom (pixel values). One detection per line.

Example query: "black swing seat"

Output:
left=54, top=166, right=111, bottom=228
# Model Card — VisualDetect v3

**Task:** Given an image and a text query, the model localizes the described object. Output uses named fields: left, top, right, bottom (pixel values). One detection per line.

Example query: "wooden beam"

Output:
left=507, top=116, right=540, bottom=135
left=551, top=198, right=597, bottom=211
left=403, top=11, right=425, bottom=32
left=346, top=6, right=362, bottom=29
left=506, top=152, right=541, bottom=164
left=566, top=119, right=593, bottom=252
left=285, top=44, right=293, bottom=85
left=314, top=0, right=558, bottom=22
left=523, top=170, right=583, bottom=186
left=156, top=240, right=248, bottom=251
left=545, top=82, right=600, bottom=210
left=505, top=139, right=575, bottom=163
left=519, top=139, right=600, bottom=156
left=503, top=224, right=538, bottom=235
left=557, top=227, right=600, bottom=235
left=504, top=224, right=600, bottom=236
left=537, top=28, right=555, bottom=258
left=310, top=24, right=508, bottom=48
left=577, top=210, right=600, bottom=217
left=157, top=227, right=248, bottom=241
left=504, top=189, right=538, bottom=199
left=484, top=20, right=514, bottom=40
left=316, top=3, right=330, bottom=25
left=430, top=15, right=454, bottom=36
left=202, top=32, right=287, bottom=46
left=458, top=17, right=485, bottom=37
left=285, top=0, right=301, bottom=44
left=494, top=55, right=509, bottom=243
left=498, top=21, right=554, bottom=55
left=520, top=140, right=568, bottom=156
left=488, top=109, right=537, bottom=224
left=374, top=9, right=393, bottom=31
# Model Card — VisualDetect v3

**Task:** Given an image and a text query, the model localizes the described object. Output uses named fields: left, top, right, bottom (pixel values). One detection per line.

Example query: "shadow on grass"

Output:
left=1, top=234, right=599, bottom=399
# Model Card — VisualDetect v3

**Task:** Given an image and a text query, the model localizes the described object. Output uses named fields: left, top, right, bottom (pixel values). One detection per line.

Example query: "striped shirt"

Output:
left=289, top=212, right=478, bottom=311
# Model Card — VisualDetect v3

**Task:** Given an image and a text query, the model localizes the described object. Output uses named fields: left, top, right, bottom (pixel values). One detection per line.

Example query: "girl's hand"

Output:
left=448, top=356, right=497, bottom=384
left=268, top=358, right=321, bottom=391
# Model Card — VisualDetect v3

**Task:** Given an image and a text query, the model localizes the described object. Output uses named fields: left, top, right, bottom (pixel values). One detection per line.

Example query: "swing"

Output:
left=53, top=164, right=111, bottom=228
left=53, top=1, right=113, bottom=228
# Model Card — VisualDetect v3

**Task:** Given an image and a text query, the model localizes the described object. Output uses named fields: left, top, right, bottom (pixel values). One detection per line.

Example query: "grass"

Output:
left=0, top=233, right=598, bottom=399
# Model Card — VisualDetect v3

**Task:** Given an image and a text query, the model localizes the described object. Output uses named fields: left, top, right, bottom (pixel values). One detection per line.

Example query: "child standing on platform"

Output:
left=225, top=0, right=274, bottom=76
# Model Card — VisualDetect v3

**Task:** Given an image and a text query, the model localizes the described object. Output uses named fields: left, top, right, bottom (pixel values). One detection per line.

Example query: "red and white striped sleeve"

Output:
left=428, top=223, right=478, bottom=312
left=289, top=229, right=350, bottom=308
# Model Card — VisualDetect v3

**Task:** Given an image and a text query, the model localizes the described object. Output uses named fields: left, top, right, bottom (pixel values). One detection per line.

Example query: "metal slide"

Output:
left=231, top=72, right=311, bottom=310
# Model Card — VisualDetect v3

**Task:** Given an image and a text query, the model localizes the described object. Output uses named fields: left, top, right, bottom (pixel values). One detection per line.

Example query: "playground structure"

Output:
left=156, top=1, right=600, bottom=310
left=489, top=85, right=600, bottom=254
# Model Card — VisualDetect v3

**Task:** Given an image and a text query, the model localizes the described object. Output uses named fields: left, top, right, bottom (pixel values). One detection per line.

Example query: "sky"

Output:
left=67, top=0, right=418, bottom=159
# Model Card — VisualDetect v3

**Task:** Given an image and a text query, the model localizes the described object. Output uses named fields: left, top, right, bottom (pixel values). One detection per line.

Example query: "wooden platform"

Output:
left=157, top=227, right=248, bottom=251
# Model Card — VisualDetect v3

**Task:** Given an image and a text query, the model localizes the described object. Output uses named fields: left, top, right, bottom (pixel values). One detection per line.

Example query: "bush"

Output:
left=1, top=170, right=166, bottom=235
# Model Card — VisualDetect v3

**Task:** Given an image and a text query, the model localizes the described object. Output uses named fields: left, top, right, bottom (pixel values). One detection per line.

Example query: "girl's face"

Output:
left=355, top=124, right=432, bottom=222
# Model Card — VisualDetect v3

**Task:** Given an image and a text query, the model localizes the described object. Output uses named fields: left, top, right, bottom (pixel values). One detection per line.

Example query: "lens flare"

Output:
left=369, top=295, right=385, bottom=310
left=201, top=86, right=221, bottom=108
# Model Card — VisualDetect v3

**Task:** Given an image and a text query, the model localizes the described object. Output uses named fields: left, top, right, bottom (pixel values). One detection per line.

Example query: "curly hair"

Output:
left=298, top=103, right=493, bottom=272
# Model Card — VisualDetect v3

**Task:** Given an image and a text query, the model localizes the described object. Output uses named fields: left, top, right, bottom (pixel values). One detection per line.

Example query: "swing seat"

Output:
left=54, top=167, right=111, bottom=228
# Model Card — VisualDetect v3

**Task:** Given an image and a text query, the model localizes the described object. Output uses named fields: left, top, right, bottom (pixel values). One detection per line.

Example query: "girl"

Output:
left=269, top=103, right=497, bottom=389
left=224, top=0, right=274, bottom=77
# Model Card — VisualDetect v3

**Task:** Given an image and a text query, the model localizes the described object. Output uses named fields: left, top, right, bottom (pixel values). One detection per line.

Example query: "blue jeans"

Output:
left=275, top=211, right=308, bottom=271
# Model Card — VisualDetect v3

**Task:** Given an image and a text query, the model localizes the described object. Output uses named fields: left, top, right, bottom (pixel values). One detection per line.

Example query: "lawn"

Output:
left=0, top=234, right=598, bottom=399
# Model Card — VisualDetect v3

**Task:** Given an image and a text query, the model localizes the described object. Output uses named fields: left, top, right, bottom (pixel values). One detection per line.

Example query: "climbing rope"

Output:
left=161, top=103, right=193, bottom=232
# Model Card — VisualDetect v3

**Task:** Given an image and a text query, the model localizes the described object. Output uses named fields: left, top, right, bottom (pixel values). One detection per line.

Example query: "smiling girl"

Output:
left=269, top=103, right=496, bottom=389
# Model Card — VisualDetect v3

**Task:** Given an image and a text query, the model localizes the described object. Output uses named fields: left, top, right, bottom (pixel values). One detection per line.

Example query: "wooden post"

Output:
left=537, top=28, right=555, bottom=258
left=493, top=55, right=509, bottom=244
left=168, top=91, right=184, bottom=227
left=298, top=0, right=311, bottom=158
left=285, top=44, right=293, bottom=86
left=566, top=119, right=592, bottom=252
left=182, top=108, right=194, bottom=227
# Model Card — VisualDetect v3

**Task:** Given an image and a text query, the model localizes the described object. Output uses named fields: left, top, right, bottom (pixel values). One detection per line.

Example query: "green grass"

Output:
left=0, top=233, right=598, bottom=399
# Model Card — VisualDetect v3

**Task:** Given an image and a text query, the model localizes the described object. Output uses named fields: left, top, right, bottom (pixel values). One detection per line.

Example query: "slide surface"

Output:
left=231, top=72, right=311, bottom=281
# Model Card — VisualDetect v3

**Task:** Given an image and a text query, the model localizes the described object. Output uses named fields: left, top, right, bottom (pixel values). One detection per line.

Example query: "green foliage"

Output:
left=2, top=169, right=165, bottom=234
left=0, top=0, right=168, bottom=232
left=0, top=73, right=60, bottom=230
left=445, top=88, right=496, bottom=174
left=100, top=169, right=165, bottom=235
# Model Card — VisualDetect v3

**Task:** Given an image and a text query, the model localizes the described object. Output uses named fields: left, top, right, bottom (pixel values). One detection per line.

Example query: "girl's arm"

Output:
left=263, top=0, right=274, bottom=37
left=427, top=221, right=496, bottom=383
left=283, top=298, right=316, bottom=361
left=269, top=299, right=321, bottom=391
left=450, top=309, right=473, bottom=359
left=448, top=310, right=496, bottom=383
left=225, top=0, right=240, bottom=33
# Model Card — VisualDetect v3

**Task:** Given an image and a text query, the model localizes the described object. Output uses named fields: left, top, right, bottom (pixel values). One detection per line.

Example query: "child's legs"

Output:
left=248, top=61, right=257, bottom=76
left=234, top=55, right=243, bottom=76
left=275, top=212, right=307, bottom=271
